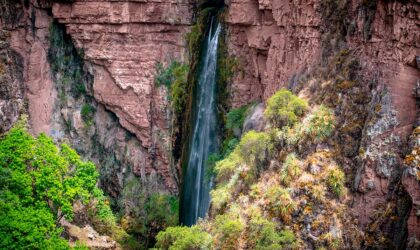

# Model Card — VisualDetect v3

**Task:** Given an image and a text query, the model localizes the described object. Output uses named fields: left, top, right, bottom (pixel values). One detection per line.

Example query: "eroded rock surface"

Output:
left=50, top=0, right=194, bottom=193
left=224, top=0, right=420, bottom=243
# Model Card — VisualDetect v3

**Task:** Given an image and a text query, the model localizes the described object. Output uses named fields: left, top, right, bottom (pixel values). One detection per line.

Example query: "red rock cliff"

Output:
left=225, top=0, right=420, bottom=243
left=50, top=0, right=194, bottom=192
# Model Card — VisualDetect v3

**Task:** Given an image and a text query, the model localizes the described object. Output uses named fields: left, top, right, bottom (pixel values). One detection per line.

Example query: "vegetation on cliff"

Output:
left=0, top=119, right=120, bottom=249
left=155, top=89, right=360, bottom=249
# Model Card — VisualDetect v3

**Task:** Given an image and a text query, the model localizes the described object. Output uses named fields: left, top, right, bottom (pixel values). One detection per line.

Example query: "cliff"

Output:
left=0, top=0, right=193, bottom=247
left=224, top=0, right=420, bottom=246
left=0, top=0, right=419, bottom=248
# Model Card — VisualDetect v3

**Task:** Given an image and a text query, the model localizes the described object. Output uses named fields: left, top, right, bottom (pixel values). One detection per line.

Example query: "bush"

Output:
left=249, top=214, right=281, bottom=249
left=214, top=153, right=241, bottom=183
left=264, top=89, right=307, bottom=127
left=263, top=186, right=296, bottom=222
left=155, top=225, right=212, bottom=250
left=213, top=213, right=244, bottom=249
left=221, top=138, right=239, bottom=157
left=210, top=170, right=241, bottom=212
left=144, top=193, right=179, bottom=230
left=226, top=104, right=251, bottom=131
left=310, top=184, right=326, bottom=202
left=237, top=131, right=273, bottom=168
left=302, top=105, right=335, bottom=142
left=280, top=153, right=302, bottom=185
left=210, top=184, right=231, bottom=212
left=81, top=104, right=95, bottom=125
left=154, top=61, right=189, bottom=116
left=326, top=167, right=345, bottom=197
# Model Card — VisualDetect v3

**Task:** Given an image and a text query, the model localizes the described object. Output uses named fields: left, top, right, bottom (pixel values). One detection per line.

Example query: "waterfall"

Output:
left=181, top=18, right=221, bottom=226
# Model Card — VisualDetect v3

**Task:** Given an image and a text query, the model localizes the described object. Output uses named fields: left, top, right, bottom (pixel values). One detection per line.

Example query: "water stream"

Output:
left=181, top=18, right=221, bottom=226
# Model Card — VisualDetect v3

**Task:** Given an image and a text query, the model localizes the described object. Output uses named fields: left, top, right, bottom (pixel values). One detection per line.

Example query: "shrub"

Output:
left=154, top=61, right=189, bottom=116
left=221, top=138, right=239, bottom=157
left=155, top=225, right=212, bottom=250
left=326, top=167, right=345, bottom=197
left=226, top=104, right=251, bottom=131
left=249, top=214, right=282, bottom=249
left=169, top=67, right=189, bottom=115
left=264, top=89, right=307, bottom=127
left=237, top=131, right=273, bottom=168
left=210, top=170, right=240, bottom=212
left=264, top=186, right=296, bottom=222
left=210, top=184, right=231, bottom=212
left=248, top=211, right=299, bottom=250
left=214, top=153, right=241, bottom=183
left=213, top=213, right=244, bottom=249
left=278, top=229, right=299, bottom=249
left=280, top=153, right=302, bottom=185
left=310, top=184, right=326, bottom=202
left=144, top=193, right=179, bottom=230
left=81, top=104, right=95, bottom=125
left=303, top=105, right=335, bottom=142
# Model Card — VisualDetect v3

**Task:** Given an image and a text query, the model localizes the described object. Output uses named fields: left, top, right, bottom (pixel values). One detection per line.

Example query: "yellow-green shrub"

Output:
left=155, top=225, right=212, bottom=250
left=264, top=89, right=307, bottom=127
left=213, top=213, right=244, bottom=249
left=263, top=186, right=296, bottom=222
left=280, top=153, right=302, bottom=185
left=302, top=105, right=335, bottom=142
left=326, top=167, right=345, bottom=197
left=237, top=131, right=273, bottom=174
left=214, top=153, right=241, bottom=183
left=249, top=213, right=299, bottom=249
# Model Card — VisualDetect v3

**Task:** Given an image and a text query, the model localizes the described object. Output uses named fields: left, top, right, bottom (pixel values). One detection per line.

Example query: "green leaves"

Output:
left=0, top=124, right=114, bottom=249
left=155, top=226, right=212, bottom=250
left=226, top=104, right=251, bottom=131
left=154, top=61, right=189, bottom=116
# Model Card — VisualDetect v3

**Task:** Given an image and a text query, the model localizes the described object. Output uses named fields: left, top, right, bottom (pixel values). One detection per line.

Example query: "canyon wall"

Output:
left=1, top=0, right=419, bottom=247
left=225, top=0, right=420, bottom=244
left=49, top=0, right=194, bottom=194
left=0, top=0, right=194, bottom=244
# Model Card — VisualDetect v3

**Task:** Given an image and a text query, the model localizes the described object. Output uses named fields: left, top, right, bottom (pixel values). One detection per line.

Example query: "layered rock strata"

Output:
left=50, top=0, right=194, bottom=193
left=225, top=0, right=420, bottom=243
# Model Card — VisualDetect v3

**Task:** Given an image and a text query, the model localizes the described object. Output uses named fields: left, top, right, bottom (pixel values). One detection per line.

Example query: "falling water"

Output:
left=181, top=18, right=221, bottom=226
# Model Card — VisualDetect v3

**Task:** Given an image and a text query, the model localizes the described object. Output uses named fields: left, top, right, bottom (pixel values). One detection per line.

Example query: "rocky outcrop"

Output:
left=1, top=0, right=193, bottom=194
left=402, top=81, right=420, bottom=244
left=50, top=1, right=194, bottom=193
left=224, top=0, right=420, bottom=245
left=0, top=29, right=24, bottom=133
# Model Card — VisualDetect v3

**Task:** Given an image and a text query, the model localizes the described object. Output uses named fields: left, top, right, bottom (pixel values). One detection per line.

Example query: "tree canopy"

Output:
left=0, top=123, right=112, bottom=249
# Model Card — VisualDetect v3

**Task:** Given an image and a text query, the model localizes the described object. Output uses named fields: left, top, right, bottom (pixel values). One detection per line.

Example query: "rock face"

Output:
left=0, top=29, right=24, bottom=133
left=50, top=0, right=194, bottom=193
left=1, top=0, right=193, bottom=196
left=224, top=0, right=420, bottom=244
left=0, top=0, right=193, bottom=245
left=1, top=0, right=419, bottom=247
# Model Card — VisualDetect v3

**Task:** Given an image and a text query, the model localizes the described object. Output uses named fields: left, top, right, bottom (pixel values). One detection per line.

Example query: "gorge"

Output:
left=0, top=0, right=419, bottom=249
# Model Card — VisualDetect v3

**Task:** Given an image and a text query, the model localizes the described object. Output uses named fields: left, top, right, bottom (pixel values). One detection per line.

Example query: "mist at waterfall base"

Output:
left=180, top=18, right=221, bottom=226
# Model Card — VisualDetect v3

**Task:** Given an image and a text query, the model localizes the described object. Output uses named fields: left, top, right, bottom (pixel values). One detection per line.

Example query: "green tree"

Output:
left=0, top=123, right=116, bottom=249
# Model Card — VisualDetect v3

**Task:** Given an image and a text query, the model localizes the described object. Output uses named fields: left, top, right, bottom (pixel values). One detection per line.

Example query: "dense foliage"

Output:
left=155, top=88, right=354, bottom=249
left=155, top=226, right=212, bottom=250
left=0, top=122, right=114, bottom=249
left=120, top=175, right=179, bottom=248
